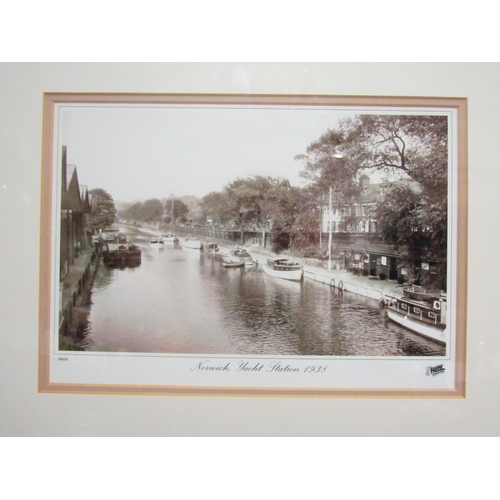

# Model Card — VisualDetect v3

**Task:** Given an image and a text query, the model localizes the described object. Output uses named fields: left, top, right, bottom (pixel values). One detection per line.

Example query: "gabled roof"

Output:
left=80, top=185, right=92, bottom=214
left=61, top=164, right=83, bottom=211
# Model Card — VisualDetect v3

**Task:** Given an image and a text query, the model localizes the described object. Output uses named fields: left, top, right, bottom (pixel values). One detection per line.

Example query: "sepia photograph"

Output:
left=39, top=93, right=467, bottom=396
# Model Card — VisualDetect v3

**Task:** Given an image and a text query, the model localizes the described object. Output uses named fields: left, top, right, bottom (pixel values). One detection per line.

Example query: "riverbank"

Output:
left=135, top=226, right=404, bottom=304
left=246, top=246, right=404, bottom=304
left=59, top=246, right=101, bottom=348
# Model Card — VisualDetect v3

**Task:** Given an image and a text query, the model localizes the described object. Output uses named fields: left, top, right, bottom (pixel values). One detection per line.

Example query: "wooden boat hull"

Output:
left=103, top=241, right=142, bottom=263
left=387, top=306, right=447, bottom=345
left=222, top=260, right=244, bottom=268
left=402, top=286, right=440, bottom=302
left=149, top=241, right=164, bottom=249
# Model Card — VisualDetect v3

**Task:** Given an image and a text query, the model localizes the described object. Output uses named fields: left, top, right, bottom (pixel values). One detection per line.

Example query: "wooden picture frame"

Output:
left=39, top=92, right=467, bottom=397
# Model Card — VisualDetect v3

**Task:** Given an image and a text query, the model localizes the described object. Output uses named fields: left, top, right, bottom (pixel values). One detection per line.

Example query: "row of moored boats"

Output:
left=100, top=229, right=447, bottom=346
left=150, top=233, right=305, bottom=281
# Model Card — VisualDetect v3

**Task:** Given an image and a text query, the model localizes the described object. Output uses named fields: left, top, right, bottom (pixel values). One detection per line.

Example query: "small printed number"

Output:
left=304, top=366, right=327, bottom=373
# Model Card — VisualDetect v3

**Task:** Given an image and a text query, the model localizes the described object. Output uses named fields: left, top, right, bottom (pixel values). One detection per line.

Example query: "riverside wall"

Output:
left=58, top=245, right=101, bottom=349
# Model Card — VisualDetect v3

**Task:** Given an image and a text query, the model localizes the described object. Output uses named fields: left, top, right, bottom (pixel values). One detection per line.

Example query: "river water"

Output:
left=78, top=225, right=445, bottom=356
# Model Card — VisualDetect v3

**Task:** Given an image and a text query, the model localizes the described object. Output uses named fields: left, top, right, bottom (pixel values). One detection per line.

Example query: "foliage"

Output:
left=88, top=188, right=117, bottom=231
left=142, top=198, right=164, bottom=222
left=119, top=198, right=168, bottom=224
left=200, top=191, right=228, bottom=225
left=295, top=129, right=361, bottom=207
left=338, top=114, right=448, bottom=202
left=374, top=185, right=446, bottom=283
left=296, top=113, right=448, bottom=273
left=164, top=198, right=189, bottom=224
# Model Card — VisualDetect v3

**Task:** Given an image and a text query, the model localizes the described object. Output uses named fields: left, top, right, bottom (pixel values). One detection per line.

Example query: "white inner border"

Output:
left=49, top=102, right=458, bottom=390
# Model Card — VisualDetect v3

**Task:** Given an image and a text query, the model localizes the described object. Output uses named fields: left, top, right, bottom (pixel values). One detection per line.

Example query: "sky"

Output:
left=56, top=103, right=360, bottom=203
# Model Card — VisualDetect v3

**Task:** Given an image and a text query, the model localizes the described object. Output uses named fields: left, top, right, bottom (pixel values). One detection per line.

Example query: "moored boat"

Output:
left=182, top=235, right=202, bottom=249
left=100, top=228, right=125, bottom=243
left=402, top=285, right=442, bottom=302
left=103, top=240, right=141, bottom=264
left=229, top=247, right=253, bottom=265
left=204, top=242, right=220, bottom=254
left=149, top=237, right=164, bottom=249
left=386, top=295, right=447, bottom=344
left=262, top=257, right=303, bottom=282
left=161, top=232, right=178, bottom=243
left=222, top=256, right=245, bottom=268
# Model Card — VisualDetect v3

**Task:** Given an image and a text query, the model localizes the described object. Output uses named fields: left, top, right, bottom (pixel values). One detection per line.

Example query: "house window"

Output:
left=381, top=256, right=387, bottom=266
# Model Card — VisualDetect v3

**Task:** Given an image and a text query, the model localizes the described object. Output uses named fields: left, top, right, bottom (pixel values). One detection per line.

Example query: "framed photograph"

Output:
left=38, top=93, right=467, bottom=397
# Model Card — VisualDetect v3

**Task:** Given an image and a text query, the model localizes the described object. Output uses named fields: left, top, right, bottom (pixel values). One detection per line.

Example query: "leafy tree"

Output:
left=88, top=188, right=117, bottom=231
left=338, top=114, right=448, bottom=202
left=374, top=184, right=446, bottom=287
left=296, top=113, right=449, bottom=270
left=141, top=198, right=164, bottom=223
left=120, top=201, right=142, bottom=222
left=164, top=198, right=189, bottom=224
left=220, top=175, right=300, bottom=251
left=290, top=186, right=322, bottom=254
left=200, top=191, right=231, bottom=226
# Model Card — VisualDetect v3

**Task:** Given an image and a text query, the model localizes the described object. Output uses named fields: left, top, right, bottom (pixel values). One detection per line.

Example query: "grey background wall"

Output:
left=1, top=62, right=498, bottom=436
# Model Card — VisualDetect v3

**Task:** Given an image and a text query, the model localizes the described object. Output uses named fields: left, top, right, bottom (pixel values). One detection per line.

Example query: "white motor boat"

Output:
left=161, top=232, right=179, bottom=243
left=149, top=237, right=165, bottom=249
left=182, top=236, right=202, bottom=249
left=261, top=257, right=303, bottom=282
left=386, top=295, right=447, bottom=345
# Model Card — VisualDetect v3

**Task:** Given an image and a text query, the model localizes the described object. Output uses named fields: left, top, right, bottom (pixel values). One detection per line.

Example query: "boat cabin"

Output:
left=266, top=257, right=301, bottom=271
left=388, top=296, right=447, bottom=330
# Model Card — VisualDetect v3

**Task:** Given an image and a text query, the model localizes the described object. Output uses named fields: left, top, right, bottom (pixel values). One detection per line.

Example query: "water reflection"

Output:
left=79, top=225, right=445, bottom=356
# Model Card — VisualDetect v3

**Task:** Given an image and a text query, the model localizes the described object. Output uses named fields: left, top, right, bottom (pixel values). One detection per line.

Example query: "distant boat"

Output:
left=182, top=236, right=202, bottom=249
left=100, top=228, right=124, bottom=243
left=386, top=295, right=447, bottom=344
left=229, top=247, right=253, bottom=265
left=222, top=256, right=245, bottom=268
left=204, top=242, right=220, bottom=254
left=102, top=234, right=141, bottom=264
left=262, top=257, right=303, bottom=282
left=149, top=237, right=164, bottom=249
left=161, top=232, right=178, bottom=243
left=402, top=285, right=440, bottom=302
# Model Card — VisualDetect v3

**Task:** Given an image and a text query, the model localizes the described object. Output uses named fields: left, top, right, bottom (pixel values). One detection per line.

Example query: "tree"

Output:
left=374, top=184, right=447, bottom=287
left=119, top=201, right=142, bottom=222
left=296, top=113, right=449, bottom=268
left=141, top=198, right=163, bottom=223
left=88, top=188, right=117, bottom=231
left=220, top=175, right=300, bottom=250
left=338, top=114, right=448, bottom=202
left=200, top=191, right=231, bottom=226
left=164, top=198, right=189, bottom=224
left=295, top=130, right=362, bottom=240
